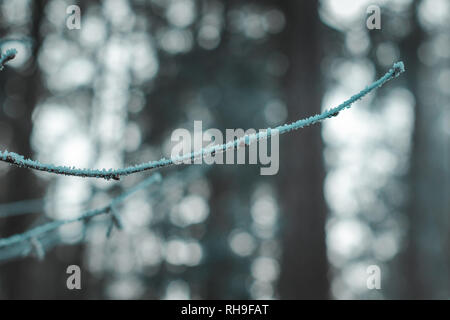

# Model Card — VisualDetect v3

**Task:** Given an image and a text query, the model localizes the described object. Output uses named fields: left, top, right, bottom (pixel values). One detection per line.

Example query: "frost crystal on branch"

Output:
left=0, top=48, right=17, bottom=70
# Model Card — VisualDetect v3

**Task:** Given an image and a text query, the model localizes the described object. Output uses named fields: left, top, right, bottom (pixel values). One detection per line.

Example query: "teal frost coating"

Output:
left=0, top=48, right=17, bottom=70
left=0, top=61, right=405, bottom=180
left=0, top=173, right=162, bottom=248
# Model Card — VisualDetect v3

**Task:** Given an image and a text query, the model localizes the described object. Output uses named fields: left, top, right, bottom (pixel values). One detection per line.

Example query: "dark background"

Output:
left=0, top=0, right=448, bottom=299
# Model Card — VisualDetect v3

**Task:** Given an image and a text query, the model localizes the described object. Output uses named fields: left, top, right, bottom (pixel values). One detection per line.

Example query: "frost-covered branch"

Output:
left=0, top=61, right=405, bottom=180
left=0, top=173, right=162, bottom=249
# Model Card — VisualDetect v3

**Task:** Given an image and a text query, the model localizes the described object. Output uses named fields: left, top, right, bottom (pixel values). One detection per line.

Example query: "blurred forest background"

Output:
left=0, top=0, right=448, bottom=299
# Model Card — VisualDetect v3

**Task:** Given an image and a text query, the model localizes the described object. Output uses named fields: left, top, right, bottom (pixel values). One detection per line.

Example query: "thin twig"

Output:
left=0, top=61, right=406, bottom=180
left=0, top=173, right=162, bottom=248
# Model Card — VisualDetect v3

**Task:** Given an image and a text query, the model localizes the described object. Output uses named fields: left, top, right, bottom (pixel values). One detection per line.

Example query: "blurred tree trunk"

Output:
left=277, top=0, right=329, bottom=299
left=0, top=0, right=46, bottom=299
left=0, top=0, right=94, bottom=299
left=399, top=0, right=450, bottom=299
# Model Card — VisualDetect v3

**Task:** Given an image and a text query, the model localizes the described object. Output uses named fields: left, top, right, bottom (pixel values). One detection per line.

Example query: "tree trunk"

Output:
left=277, top=0, right=329, bottom=299
left=0, top=0, right=96, bottom=299
left=399, top=0, right=450, bottom=299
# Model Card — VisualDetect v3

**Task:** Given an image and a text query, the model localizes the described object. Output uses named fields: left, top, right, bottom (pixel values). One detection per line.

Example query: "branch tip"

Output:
left=392, top=61, right=405, bottom=77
